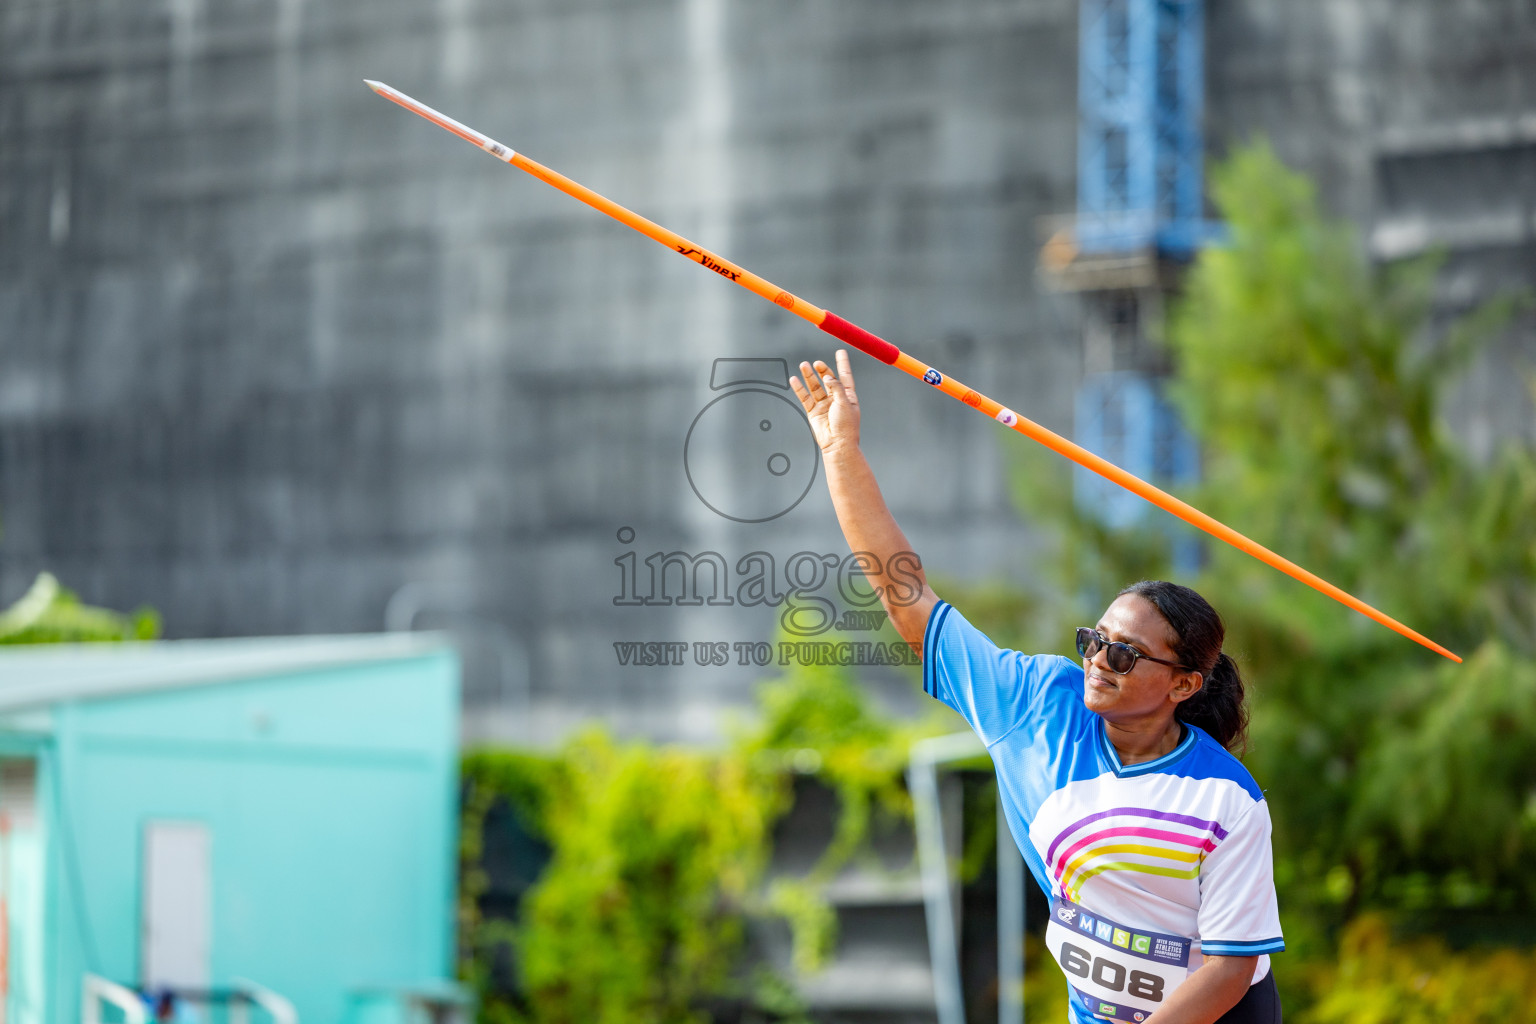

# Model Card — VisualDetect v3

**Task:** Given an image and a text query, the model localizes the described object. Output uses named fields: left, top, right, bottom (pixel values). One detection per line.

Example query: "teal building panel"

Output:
left=0, top=636, right=460, bottom=1024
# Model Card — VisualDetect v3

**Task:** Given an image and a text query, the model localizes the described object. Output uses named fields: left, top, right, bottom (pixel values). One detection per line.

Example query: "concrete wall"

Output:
left=0, top=0, right=1084, bottom=742
left=2, top=0, right=1531, bottom=743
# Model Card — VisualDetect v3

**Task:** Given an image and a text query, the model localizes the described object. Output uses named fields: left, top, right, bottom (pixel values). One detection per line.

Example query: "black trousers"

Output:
left=1216, top=970, right=1281, bottom=1024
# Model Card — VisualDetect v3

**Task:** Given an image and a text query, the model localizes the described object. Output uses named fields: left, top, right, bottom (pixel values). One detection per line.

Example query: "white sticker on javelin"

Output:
left=482, top=140, right=516, bottom=162
left=995, top=408, right=1018, bottom=426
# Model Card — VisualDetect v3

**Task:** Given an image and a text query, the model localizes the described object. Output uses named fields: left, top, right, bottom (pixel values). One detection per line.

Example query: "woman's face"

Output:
left=1082, top=593, right=1203, bottom=724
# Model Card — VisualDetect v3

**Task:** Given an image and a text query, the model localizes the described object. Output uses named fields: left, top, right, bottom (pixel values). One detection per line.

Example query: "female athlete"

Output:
left=791, top=352, right=1283, bottom=1024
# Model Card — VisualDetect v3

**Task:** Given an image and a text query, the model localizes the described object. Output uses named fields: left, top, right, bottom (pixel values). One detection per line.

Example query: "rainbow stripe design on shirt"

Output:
left=1046, top=807, right=1229, bottom=901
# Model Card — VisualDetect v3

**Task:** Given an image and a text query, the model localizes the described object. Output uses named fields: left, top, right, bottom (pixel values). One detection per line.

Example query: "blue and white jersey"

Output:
left=923, top=601, right=1283, bottom=1024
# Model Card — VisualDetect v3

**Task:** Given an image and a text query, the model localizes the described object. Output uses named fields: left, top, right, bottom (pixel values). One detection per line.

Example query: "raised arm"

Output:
left=791, top=351, right=939, bottom=652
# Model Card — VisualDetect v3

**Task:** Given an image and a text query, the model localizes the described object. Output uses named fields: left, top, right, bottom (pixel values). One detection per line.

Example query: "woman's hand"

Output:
left=791, top=347, right=937, bottom=651
left=790, top=350, right=860, bottom=455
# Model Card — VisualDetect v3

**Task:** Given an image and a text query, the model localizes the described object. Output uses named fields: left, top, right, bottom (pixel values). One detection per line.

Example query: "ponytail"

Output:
left=1174, top=651, right=1248, bottom=755
left=1117, top=580, right=1251, bottom=755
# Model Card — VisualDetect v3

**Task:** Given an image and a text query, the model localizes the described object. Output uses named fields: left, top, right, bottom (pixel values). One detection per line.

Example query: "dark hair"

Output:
left=1117, top=580, right=1248, bottom=754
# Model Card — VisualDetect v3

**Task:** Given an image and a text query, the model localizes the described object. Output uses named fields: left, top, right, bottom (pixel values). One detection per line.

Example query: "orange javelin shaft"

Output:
left=366, top=79, right=1461, bottom=664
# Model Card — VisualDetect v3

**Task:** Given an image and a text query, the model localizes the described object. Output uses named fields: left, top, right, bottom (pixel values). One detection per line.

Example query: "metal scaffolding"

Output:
left=1077, top=0, right=1209, bottom=257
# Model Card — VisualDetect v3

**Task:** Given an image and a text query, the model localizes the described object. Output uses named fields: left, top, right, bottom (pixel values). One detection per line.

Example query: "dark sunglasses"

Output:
left=1075, top=627, right=1192, bottom=675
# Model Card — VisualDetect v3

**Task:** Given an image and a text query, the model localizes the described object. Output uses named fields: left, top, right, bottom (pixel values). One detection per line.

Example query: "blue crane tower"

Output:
left=1054, top=0, right=1213, bottom=550
left=1076, top=0, right=1213, bottom=257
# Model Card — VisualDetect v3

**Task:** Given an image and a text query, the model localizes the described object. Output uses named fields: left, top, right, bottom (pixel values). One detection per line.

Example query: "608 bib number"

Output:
left=1059, top=942, right=1165, bottom=1002
left=1045, top=897, right=1191, bottom=1019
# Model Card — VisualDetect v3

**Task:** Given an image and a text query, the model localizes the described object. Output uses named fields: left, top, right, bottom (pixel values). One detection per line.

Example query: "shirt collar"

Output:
left=1096, top=717, right=1196, bottom=778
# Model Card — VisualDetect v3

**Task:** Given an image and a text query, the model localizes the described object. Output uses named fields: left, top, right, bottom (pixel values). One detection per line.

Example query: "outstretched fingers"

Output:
left=791, top=353, right=858, bottom=413
left=791, top=360, right=826, bottom=411
left=813, top=359, right=851, bottom=406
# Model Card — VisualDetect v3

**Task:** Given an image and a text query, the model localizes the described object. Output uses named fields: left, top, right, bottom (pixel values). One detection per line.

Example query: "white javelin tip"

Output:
left=363, top=78, right=516, bottom=163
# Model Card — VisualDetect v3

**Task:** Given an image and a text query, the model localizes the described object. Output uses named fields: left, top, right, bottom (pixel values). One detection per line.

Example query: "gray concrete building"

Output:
left=2, top=0, right=1532, bottom=745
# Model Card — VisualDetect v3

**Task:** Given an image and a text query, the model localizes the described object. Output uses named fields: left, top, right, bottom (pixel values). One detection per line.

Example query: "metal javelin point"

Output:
left=366, top=79, right=1462, bottom=664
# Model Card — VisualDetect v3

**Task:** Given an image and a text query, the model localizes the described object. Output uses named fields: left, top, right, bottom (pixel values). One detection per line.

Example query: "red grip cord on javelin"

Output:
left=820, top=312, right=900, bottom=365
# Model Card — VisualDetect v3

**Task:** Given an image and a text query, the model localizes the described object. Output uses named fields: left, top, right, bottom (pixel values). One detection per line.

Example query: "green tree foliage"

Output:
left=1298, top=914, right=1536, bottom=1023
left=459, top=646, right=948, bottom=1024
left=461, top=732, right=781, bottom=1024
left=1170, top=142, right=1536, bottom=922
left=0, top=571, right=159, bottom=643
left=515, top=729, right=783, bottom=1024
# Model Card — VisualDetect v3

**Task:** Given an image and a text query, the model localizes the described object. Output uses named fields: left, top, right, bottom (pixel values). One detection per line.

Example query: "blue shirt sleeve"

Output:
left=922, top=600, right=1069, bottom=747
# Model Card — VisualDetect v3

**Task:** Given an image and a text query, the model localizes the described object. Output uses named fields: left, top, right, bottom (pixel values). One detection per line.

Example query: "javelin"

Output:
left=365, top=79, right=1460, bottom=664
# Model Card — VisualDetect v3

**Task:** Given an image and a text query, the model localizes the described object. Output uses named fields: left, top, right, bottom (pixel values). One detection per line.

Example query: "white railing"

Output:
left=910, top=731, right=1028, bottom=1024
left=910, top=732, right=984, bottom=1024
left=231, top=978, right=299, bottom=1024
left=81, top=974, right=147, bottom=1024
left=80, top=975, right=298, bottom=1024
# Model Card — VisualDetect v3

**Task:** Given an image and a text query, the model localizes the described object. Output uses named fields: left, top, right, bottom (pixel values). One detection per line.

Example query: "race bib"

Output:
left=1045, top=896, right=1193, bottom=1022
